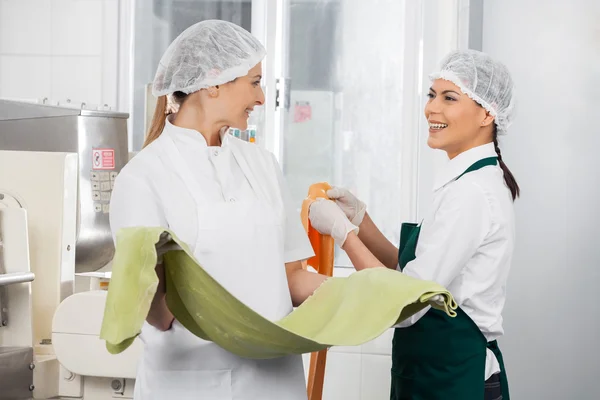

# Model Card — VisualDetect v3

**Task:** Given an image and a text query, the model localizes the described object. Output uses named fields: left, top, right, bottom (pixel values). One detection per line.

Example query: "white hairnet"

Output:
left=429, top=49, right=515, bottom=134
left=152, top=20, right=266, bottom=97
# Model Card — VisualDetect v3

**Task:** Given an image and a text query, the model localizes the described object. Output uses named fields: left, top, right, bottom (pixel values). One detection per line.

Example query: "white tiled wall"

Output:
left=0, top=0, right=120, bottom=108
left=301, top=267, right=394, bottom=399
left=301, top=333, right=394, bottom=400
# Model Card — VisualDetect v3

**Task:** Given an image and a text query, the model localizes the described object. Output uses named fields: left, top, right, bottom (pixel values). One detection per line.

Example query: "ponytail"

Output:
left=493, top=128, right=520, bottom=201
left=143, top=91, right=189, bottom=148
left=143, top=95, right=168, bottom=148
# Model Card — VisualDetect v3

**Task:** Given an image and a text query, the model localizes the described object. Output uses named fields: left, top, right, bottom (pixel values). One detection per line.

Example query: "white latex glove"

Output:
left=327, top=187, right=367, bottom=226
left=309, top=198, right=359, bottom=247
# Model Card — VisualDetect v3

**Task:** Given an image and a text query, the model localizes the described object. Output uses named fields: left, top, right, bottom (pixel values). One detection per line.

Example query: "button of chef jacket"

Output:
left=228, top=197, right=236, bottom=203
left=213, top=149, right=219, bottom=156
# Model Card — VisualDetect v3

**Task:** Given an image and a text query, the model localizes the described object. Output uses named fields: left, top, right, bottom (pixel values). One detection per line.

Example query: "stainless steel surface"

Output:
left=0, top=99, right=124, bottom=120
left=0, top=100, right=80, bottom=120
left=0, top=99, right=129, bottom=273
left=0, top=346, right=34, bottom=399
left=0, top=272, right=35, bottom=287
left=0, top=268, right=35, bottom=328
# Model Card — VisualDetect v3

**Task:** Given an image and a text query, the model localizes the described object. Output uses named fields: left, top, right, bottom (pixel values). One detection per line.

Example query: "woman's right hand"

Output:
left=308, top=198, right=359, bottom=247
left=147, top=263, right=175, bottom=331
left=327, top=187, right=367, bottom=226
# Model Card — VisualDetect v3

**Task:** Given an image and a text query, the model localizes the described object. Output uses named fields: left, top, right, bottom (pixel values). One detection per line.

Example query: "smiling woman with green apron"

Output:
left=308, top=50, right=519, bottom=400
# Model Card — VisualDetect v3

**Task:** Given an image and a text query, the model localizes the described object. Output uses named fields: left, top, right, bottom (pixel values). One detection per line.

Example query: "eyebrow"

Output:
left=429, top=88, right=461, bottom=96
left=253, top=75, right=262, bottom=79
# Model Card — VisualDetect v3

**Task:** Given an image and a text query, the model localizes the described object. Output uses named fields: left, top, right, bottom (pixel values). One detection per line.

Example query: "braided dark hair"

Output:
left=493, top=127, right=520, bottom=200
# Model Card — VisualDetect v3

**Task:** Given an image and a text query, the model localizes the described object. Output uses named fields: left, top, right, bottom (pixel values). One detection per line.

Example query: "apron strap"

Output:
left=455, top=156, right=498, bottom=180
left=487, top=340, right=510, bottom=400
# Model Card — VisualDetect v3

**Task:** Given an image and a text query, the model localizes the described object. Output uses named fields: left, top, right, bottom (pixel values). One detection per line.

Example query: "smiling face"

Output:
left=212, top=62, right=265, bottom=130
left=424, top=78, right=496, bottom=159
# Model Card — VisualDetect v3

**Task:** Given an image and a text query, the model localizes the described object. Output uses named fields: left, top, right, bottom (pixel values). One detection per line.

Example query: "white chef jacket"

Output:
left=109, top=115, right=315, bottom=400
left=397, top=142, right=515, bottom=379
left=110, top=116, right=314, bottom=268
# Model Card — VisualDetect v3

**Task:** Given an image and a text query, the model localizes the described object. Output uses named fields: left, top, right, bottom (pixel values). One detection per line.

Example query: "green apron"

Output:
left=391, top=156, right=510, bottom=400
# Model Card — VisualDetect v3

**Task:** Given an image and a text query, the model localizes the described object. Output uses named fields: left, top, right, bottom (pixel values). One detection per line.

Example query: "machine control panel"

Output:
left=91, top=170, right=117, bottom=214
left=90, top=147, right=117, bottom=214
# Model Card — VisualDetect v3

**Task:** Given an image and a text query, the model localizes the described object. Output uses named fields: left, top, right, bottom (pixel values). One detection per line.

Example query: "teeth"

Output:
left=429, top=123, right=448, bottom=129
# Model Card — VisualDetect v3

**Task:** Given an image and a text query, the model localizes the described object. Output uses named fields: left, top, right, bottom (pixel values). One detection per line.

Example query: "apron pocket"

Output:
left=148, top=369, right=232, bottom=400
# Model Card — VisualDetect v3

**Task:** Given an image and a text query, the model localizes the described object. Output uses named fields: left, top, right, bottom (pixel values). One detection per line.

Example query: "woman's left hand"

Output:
left=308, top=198, right=359, bottom=246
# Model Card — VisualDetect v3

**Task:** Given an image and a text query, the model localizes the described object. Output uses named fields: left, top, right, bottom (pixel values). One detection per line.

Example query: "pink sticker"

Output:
left=92, top=148, right=115, bottom=170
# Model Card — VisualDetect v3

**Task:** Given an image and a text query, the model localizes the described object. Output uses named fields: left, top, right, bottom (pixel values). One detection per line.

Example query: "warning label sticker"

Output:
left=92, top=148, right=115, bottom=170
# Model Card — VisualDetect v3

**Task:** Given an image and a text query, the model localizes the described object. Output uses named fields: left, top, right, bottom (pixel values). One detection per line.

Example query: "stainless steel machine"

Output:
left=0, top=99, right=129, bottom=273
left=0, top=100, right=137, bottom=399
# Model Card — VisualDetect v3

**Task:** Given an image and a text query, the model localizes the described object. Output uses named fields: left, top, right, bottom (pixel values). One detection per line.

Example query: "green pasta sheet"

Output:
left=100, top=227, right=457, bottom=359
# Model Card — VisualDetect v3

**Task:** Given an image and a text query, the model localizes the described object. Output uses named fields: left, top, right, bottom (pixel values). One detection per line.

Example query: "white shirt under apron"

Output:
left=396, top=143, right=515, bottom=380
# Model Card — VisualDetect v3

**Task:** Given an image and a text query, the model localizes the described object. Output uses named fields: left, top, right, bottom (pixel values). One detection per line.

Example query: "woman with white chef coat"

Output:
left=308, top=50, right=518, bottom=400
left=109, top=20, right=329, bottom=400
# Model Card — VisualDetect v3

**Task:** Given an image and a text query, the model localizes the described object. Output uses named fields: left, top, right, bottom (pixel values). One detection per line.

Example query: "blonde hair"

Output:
left=143, top=92, right=188, bottom=148
left=143, top=95, right=168, bottom=148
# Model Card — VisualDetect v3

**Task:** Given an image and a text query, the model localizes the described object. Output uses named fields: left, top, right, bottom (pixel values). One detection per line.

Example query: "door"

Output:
left=270, top=0, right=429, bottom=269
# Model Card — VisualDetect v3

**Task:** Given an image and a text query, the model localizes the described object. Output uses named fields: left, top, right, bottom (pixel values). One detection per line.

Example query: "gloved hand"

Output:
left=308, top=198, right=359, bottom=247
left=327, top=187, right=367, bottom=226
